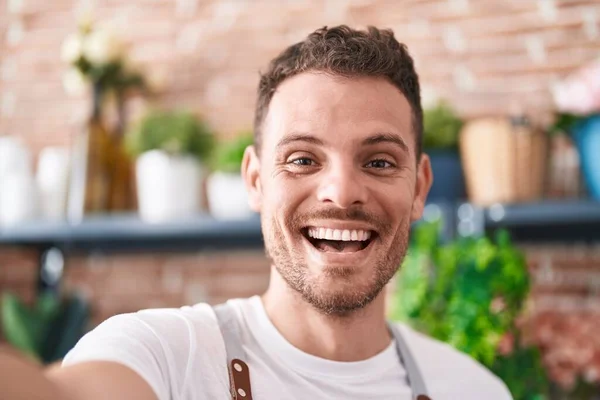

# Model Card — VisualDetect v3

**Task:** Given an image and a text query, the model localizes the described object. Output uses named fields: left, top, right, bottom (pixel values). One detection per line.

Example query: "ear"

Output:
left=410, top=153, right=433, bottom=222
left=241, top=144, right=262, bottom=212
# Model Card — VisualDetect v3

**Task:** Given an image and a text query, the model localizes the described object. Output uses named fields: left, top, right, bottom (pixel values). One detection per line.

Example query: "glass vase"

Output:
left=67, top=82, right=114, bottom=223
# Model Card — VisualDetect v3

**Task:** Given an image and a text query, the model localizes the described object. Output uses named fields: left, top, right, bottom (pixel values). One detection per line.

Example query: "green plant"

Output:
left=125, top=110, right=215, bottom=161
left=211, top=132, right=254, bottom=173
left=423, top=101, right=463, bottom=150
left=548, top=113, right=583, bottom=135
left=390, top=222, right=550, bottom=400
left=548, top=112, right=600, bottom=137
left=1, top=292, right=89, bottom=364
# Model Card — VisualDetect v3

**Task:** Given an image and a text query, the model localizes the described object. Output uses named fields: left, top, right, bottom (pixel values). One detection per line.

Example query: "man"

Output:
left=1, top=25, right=512, bottom=399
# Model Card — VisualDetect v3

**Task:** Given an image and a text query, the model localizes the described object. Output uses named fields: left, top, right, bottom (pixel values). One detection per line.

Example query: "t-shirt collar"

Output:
left=243, top=295, right=403, bottom=380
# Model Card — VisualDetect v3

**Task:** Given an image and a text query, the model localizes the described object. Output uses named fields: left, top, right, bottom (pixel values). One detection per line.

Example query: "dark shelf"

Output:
left=1, top=200, right=599, bottom=254
left=468, top=200, right=600, bottom=243
left=484, top=200, right=600, bottom=227
left=0, top=213, right=264, bottom=253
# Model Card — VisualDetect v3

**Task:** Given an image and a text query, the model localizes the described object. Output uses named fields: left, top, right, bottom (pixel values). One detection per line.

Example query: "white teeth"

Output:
left=319, top=227, right=326, bottom=239
left=307, top=228, right=372, bottom=241
left=325, top=228, right=334, bottom=240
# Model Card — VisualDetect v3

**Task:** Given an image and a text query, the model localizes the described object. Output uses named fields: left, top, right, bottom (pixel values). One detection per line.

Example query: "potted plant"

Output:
left=460, top=115, right=549, bottom=206
left=125, top=109, right=215, bottom=223
left=551, top=59, right=600, bottom=201
left=1, top=291, right=89, bottom=364
left=61, top=19, right=146, bottom=222
left=390, top=221, right=550, bottom=400
left=207, top=132, right=255, bottom=220
left=422, top=101, right=466, bottom=203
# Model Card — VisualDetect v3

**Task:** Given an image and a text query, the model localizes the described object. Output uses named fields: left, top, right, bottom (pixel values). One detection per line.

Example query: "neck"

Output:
left=261, top=267, right=392, bottom=362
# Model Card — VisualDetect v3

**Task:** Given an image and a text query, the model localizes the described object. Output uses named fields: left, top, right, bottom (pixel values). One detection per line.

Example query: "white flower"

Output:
left=61, top=33, right=84, bottom=63
left=62, top=68, right=88, bottom=96
left=76, top=10, right=94, bottom=32
left=83, top=27, right=124, bottom=65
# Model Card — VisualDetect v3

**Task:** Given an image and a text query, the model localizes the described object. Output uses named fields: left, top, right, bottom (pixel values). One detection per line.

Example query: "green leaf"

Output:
left=390, top=222, right=547, bottom=400
left=210, top=132, right=254, bottom=173
left=548, top=113, right=581, bottom=135
left=1, top=292, right=59, bottom=360
left=423, top=101, right=463, bottom=150
left=1, top=292, right=39, bottom=359
left=125, top=109, right=215, bottom=161
left=391, top=251, right=431, bottom=321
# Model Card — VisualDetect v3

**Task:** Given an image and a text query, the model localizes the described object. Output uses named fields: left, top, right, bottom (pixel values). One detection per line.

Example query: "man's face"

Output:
left=243, top=72, right=432, bottom=316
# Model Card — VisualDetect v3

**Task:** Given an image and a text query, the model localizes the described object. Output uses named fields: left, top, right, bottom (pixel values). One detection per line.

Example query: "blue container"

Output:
left=573, top=115, right=600, bottom=200
left=426, top=149, right=466, bottom=203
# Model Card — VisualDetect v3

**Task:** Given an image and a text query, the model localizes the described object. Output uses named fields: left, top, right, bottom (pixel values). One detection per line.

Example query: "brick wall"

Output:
left=0, top=246, right=271, bottom=325
left=2, top=0, right=600, bottom=390
left=522, top=245, right=600, bottom=387
left=2, top=0, right=600, bottom=156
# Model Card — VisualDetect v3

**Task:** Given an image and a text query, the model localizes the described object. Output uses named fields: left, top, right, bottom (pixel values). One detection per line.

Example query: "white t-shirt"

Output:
left=63, top=296, right=512, bottom=400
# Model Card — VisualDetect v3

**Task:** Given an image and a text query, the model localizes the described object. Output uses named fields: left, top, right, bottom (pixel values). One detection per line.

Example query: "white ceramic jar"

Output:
left=135, top=150, right=204, bottom=223
left=0, top=137, right=39, bottom=227
left=206, top=171, right=254, bottom=220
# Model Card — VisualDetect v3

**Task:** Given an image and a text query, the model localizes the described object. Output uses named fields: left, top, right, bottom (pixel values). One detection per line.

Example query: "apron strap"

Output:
left=214, top=302, right=430, bottom=400
left=213, top=303, right=254, bottom=400
left=388, top=322, right=431, bottom=400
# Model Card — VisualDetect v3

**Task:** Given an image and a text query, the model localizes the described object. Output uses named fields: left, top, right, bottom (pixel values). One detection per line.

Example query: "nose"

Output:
left=316, top=162, right=369, bottom=209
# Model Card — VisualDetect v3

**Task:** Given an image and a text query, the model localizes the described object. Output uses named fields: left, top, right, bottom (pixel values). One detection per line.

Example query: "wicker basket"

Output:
left=459, top=116, right=548, bottom=206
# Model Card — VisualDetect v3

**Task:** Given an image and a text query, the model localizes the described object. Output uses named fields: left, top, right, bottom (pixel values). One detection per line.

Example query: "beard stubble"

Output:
left=262, top=206, right=410, bottom=317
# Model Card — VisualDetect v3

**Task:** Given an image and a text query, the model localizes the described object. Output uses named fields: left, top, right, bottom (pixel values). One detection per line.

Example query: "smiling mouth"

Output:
left=301, top=227, right=376, bottom=253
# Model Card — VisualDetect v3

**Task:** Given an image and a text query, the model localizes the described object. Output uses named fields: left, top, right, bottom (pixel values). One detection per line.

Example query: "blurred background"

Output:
left=1, top=0, right=600, bottom=399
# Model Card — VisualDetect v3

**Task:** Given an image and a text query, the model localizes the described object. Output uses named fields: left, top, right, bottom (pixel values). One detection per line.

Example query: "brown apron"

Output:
left=213, top=303, right=432, bottom=400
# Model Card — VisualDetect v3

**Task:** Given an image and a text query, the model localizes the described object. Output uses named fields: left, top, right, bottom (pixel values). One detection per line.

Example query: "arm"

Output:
left=1, top=307, right=200, bottom=400
left=0, top=347, right=157, bottom=400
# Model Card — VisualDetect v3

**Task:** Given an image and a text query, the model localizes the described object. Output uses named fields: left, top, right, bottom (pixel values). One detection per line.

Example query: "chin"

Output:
left=315, top=263, right=359, bottom=278
left=300, top=273, right=384, bottom=316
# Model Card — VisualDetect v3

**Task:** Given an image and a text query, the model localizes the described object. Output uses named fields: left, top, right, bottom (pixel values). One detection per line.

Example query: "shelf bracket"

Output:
left=37, top=246, right=65, bottom=297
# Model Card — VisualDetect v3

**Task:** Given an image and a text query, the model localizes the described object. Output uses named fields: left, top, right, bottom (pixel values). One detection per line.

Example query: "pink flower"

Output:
left=490, top=296, right=506, bottom=314
left=521, top=311, right=600, bottom=387
left=498, top=332, right=515, bottom=356
left=552, top=58, right=600, bottom=115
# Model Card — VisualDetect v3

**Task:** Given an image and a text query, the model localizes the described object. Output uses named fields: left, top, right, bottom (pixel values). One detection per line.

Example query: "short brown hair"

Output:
left=254, top=25, right=423, bottom=157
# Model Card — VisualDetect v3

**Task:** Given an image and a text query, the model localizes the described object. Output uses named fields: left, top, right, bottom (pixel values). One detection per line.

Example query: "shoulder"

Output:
left=63, top=302, right=228, bottom=399
left=395, top=323, right=513, bottom=400
left=69, top=302, right=222, bottom=352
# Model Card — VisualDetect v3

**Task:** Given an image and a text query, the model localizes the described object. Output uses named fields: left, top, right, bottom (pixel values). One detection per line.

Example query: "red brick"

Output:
left=209, top=270, right=269, bottom=298
left=0, top=247, right=38, bottom=265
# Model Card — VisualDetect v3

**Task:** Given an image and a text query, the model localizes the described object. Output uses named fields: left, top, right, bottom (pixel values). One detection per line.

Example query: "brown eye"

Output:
left=290, top=157, right=315, bottom=166
left=366, top=159, right=394, bottom=169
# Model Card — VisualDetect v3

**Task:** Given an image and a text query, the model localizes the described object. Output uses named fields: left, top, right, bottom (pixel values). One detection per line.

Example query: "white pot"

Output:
left=0, top=137, right=38, bottom=227
left=0, top=172, right=39, bottom=227
left=207, top=171, right=254, bottom=220
left=136, top=150, right=204, bottom=223
left=36, top=147, right=70, bottom=220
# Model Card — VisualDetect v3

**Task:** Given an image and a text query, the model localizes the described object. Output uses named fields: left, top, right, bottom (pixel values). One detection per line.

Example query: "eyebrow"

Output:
left=276, top=132, right=324, bottom=148
left=362, top=132, right=409, bottom=153
left=276, top=131, right=409, bottom=153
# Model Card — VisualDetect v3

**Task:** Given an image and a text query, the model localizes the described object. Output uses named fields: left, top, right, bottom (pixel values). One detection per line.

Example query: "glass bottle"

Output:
left=107, top=91, right=136, bottom=212
left=67, top=82, right=113, bottom=223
